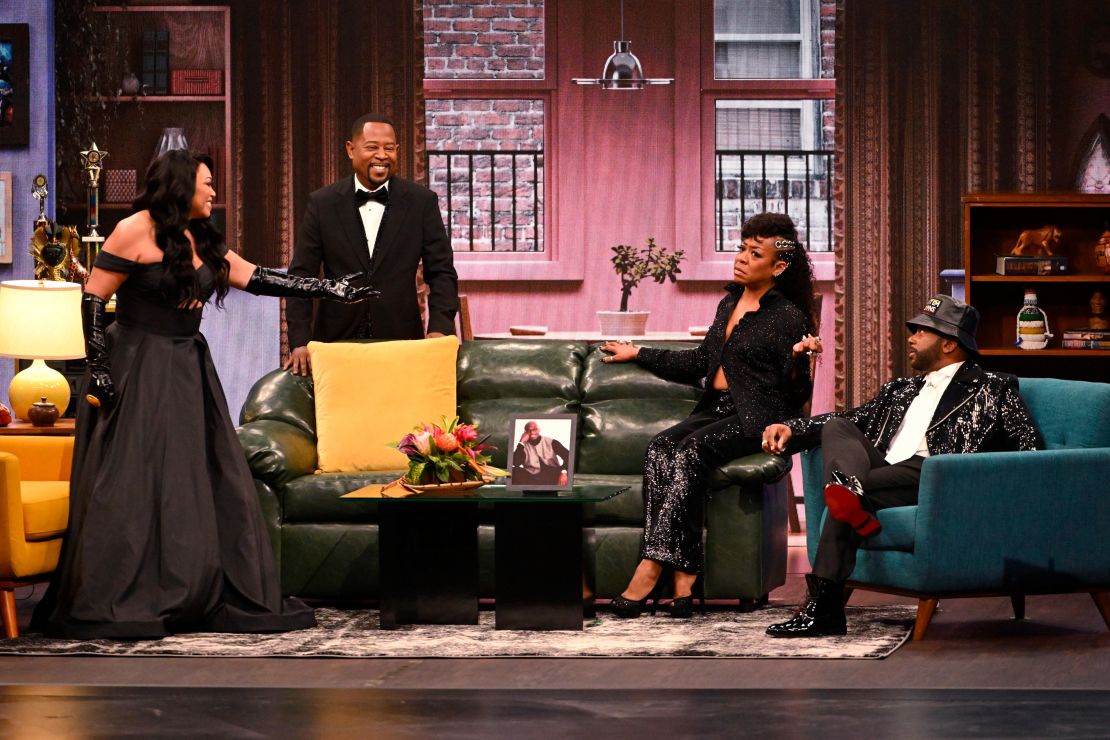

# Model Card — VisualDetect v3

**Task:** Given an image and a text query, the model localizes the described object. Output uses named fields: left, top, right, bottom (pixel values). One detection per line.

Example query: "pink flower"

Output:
left=413, top=431, right=432, bottom=455
left=434, top=432, right=459, bottom=453
left=454, top=424, right=478, bottom=445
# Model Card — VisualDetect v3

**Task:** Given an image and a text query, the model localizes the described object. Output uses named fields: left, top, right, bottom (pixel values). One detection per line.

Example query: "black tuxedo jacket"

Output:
left=286, top=176, right=459, bottom=347
left=783, top=360, right=1044, bottom=456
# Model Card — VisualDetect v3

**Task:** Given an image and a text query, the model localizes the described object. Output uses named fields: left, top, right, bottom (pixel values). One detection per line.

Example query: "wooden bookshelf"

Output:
left=62, top=5, right=233, bottom=239
left=963, top=193, right=1110, bottom=381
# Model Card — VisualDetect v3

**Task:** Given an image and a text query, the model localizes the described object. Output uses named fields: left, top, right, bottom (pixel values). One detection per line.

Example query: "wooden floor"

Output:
left=2, top=540, right=1108, bottom=737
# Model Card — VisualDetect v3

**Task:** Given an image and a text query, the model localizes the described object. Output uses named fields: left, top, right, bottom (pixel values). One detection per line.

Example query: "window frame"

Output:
left=424, top=2, right=569, bottom=280
left=679, top=0, right=835, bottom=282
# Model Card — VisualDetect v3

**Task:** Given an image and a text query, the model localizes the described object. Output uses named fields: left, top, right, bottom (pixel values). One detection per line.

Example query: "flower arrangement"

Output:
left=396, top=417, right=507, bottom=485
left=610, top=237, right=686, bottom=312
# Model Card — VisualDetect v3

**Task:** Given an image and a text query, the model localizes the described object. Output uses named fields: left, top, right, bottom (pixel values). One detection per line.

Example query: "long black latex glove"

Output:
left=82, top=293, right=116, bottom=411
left=244, top=267, right=380, bottom=303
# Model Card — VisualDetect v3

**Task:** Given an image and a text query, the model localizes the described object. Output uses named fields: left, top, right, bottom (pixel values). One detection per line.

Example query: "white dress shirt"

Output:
left=884, top=361, right=964, bottom=464
left=353, top=176, right=389, bottom=260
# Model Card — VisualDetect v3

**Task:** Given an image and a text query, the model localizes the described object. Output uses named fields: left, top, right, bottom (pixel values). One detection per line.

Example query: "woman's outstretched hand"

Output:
left=600, top=340, right=639, bottom=363
left=792, top=333, right=822, bottom=358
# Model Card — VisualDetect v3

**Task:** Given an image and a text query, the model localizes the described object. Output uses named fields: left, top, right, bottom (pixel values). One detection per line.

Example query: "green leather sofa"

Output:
left=237, top=340, right=791, bottom=604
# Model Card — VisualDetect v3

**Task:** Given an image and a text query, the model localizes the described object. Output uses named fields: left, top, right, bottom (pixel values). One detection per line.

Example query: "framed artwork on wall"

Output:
left=506, top=414, right=578, bottom=492
left=0, top=24, right=30, bottom=149
left=0, top=172, right=11, bottom=264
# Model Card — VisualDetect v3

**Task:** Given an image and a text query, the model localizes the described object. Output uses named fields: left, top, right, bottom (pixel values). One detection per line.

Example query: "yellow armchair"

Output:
left=0, top=436, right=72, bottom=638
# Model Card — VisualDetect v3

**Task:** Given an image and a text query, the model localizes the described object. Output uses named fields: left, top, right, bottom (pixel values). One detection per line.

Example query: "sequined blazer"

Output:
left=783, top=360, right=1044, bottom=455
left=636, top=286, right=813, bottom=438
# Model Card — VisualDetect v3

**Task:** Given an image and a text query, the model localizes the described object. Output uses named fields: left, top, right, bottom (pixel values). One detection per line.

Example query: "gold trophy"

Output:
left=79, top=143, right=108, bottom=272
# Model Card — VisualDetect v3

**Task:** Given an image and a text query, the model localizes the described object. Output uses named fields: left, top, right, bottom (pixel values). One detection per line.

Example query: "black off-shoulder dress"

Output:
left=32, top=250, right=315, bottom=638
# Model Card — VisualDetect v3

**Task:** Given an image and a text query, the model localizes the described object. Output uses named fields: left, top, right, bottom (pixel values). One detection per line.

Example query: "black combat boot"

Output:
left=765, top=574, right=847, bottom=637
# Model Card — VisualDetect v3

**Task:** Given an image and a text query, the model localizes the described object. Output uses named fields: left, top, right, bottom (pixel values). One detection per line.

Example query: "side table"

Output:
left=0, top=419, right=77, bottom=436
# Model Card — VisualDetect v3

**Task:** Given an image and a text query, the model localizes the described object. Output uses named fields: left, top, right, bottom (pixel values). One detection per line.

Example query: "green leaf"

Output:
left=408, top=461, right=426, bottom=484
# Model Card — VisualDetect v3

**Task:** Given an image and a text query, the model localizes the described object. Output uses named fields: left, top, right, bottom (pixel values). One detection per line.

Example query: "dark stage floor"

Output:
left=3, top=544, right=1108, bottom=737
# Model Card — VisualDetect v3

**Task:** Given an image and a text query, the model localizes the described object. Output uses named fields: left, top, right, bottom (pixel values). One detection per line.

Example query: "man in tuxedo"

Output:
left=760, top=294, right=1043, bottom=637
left=284, top=113, right=459, bottom=374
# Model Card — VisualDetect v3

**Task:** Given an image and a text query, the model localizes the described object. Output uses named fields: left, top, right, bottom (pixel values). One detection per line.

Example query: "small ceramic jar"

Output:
left=27, top=397, right=60, bottom=427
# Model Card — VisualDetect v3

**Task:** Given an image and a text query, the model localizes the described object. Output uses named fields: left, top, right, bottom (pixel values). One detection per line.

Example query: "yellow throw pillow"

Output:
left=309, top=336, right=459, bottom=473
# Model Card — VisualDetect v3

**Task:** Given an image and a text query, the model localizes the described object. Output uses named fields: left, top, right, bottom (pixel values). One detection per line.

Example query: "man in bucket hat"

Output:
left=760, top=294, right=1043, bottom=638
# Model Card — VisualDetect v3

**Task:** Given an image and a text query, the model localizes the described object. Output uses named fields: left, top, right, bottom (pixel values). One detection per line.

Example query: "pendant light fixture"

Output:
left=572, top=0, right=673, bottom=90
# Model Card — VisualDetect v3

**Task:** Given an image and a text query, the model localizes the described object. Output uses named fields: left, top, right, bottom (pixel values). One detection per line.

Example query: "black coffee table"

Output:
left=344, top=483, right=625, bottom=630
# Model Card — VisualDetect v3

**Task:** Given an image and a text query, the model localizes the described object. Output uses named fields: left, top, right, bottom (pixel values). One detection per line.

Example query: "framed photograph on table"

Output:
left=506, top=413, right=578, bottom=491
left=0, top=24, right=30, bottom=149
left=0, top=172, right=12, bottom=264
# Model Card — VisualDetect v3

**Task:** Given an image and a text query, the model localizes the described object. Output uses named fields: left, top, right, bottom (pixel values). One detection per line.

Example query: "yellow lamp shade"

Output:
left=0, top=281, right=86, bottom=421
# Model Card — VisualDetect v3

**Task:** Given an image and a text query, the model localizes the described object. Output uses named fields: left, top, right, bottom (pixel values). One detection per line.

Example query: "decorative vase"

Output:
left=27, top=397, right=60, bottom=428
left=150, top=127, right=189, bottom=168
left=597, top=310, right=650, bottom=337
left=1015, top=288, right=1052, bottom=350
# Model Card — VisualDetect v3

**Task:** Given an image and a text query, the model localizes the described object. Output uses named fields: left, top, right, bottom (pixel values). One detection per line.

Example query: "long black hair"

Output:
left=132, top=150, right=230, bottom=308
left=740, top=212, right=817, bottom=334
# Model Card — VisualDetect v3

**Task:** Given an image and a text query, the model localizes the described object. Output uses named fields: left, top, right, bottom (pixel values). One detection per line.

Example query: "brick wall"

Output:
left=424, top=0, right=545, bottom=80
left=426, top=99, right=545, bottom=252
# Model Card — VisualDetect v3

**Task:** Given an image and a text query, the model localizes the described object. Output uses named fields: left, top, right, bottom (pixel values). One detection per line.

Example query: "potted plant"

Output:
left=598, top=237, right=685, bottom=336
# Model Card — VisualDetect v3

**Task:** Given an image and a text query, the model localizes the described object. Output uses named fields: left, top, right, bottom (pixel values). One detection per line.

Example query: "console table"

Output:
left=475, top=331, right=702, bottom=342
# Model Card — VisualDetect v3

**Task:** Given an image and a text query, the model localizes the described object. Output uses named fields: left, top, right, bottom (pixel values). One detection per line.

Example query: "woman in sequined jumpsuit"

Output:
left=600, top=213, right=820, bottom=618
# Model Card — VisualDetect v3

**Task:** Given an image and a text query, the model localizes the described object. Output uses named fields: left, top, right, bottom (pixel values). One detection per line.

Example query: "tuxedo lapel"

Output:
left=331, top=179, right=372, bottom=274
left=367, top=178, right=408, bottom=275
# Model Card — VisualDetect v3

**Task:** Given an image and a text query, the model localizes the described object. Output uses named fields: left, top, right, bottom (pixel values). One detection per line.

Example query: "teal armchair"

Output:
left=801, top=377, right=1110, bottom=639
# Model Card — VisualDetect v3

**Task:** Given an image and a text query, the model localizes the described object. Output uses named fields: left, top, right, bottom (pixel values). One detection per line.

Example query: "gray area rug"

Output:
left=0, top=605, right=914, bottom=659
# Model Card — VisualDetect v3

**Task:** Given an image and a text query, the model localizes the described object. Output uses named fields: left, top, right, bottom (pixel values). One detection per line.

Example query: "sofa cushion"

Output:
left=309, top=336, right=458, bottom=473
left=458, top=340, right=586, bottom=402
left=577, top=343, right=702, bottom=475
left=457, top=341, right=585, bottom=469
left=1018, top=377, right=1110, bottom=449
left=21, top=481, right=69, bottom=541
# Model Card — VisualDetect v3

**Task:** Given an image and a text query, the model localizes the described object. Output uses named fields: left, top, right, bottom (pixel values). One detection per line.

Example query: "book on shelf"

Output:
left=1060, top=339, right=1110, bottom=349
left=995, top=255, right=1068, bottom=276
left=1061, top=327, right=1110, bottom=341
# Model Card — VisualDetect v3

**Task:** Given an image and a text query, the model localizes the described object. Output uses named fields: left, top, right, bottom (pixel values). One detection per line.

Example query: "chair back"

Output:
left=1017, top=377, right=1110, bottom=449
left=0, top=437, right=74, bottom=481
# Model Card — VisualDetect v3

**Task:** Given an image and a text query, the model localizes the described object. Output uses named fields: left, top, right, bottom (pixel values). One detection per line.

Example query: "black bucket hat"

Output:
left=905, top=294, right=980, bottom=354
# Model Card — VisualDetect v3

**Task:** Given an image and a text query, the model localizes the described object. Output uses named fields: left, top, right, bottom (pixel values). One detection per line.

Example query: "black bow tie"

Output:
left=355, top=187, right=389, bottom=206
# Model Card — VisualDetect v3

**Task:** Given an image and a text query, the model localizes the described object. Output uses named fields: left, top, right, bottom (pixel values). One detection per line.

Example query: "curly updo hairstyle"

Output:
left=133, top=150, right=230, bottom=308
left=740, top=212, right=817, bottom=333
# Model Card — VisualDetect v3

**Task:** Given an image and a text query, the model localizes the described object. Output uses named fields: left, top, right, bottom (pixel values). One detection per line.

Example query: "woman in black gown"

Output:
left=33, top=151, right=375, bottom=638
left=600, top=213, right=820, bottom=618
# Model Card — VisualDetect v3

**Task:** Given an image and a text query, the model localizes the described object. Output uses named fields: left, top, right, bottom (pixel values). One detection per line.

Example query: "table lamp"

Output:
left=0, top=280, right=86, bottom=421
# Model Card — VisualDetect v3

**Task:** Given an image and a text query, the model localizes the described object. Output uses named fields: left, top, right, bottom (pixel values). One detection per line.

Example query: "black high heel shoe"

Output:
left=609, top=593, right=658, bottom=619
left=668, top=577, right=705, bottom=619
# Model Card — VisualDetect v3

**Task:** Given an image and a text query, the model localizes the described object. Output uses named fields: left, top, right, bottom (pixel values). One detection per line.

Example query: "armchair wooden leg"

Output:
left=913, top=598, right=939, bottom=640
left=1, top=589, right=18, bottom=639
left=1010, top=594, right=1026, bottom=620
left=1091, top=592, right=1110, bottom=632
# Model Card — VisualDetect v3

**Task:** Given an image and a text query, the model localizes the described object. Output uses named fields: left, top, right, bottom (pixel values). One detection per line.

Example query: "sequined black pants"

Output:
left=812, top=417, right=922, bottom=582
left=640, top=391, right=763, bottom=573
